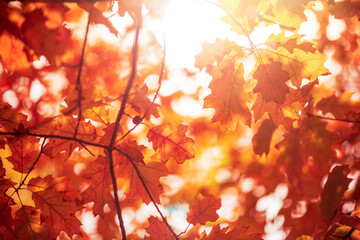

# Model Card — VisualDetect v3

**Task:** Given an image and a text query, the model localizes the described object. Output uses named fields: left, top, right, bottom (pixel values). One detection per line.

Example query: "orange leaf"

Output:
left=14, top=206, right=49, bottom=240
left=38, top=116, right=97, bottom=160
left=186, top=193, right=221, bottom=225
left=21, top=9, right=72, bottom=65
left=252, top=95, right=295, bottom=130
left=81, top=156, right=114, bottom=218
left=315, top=92, right=360, bottom=122
left=252, top=118, right=276, bottom=157
left=0, top=31, right=31, bottom=73
left=28, top=175, right=77, bottom=200
left=0, top=177, right=15, bottom=239
left=116, top=159, right=169, bottom=204
left=145, top=216, right=173, bottom=240
left=320, top=165, right=351, bottom=220
left=32, top=189, right=82, bottom=239
left=7, top=135, right=39, bottom=173
left=204, top=64, right=252, bottom=130
left=0, top=102, right=28, bottom=131
left=253, top=61, right=290, bottom=103
left=147, top=123, right=194, bottom=164
left=78, top=2, right=119, bottom=37
left=129, top=85, right=160, bottom=120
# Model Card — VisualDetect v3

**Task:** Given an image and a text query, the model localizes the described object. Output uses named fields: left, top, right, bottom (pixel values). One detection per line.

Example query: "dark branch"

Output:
left=106, top=6, right=143, bottom=240
left=19, top=138, right=47, bottom=188
left=0, top=131, right=107, bottom=149
left=306, top=113, right=360, bottom=124
left=74, top=8, right=91, bottom=138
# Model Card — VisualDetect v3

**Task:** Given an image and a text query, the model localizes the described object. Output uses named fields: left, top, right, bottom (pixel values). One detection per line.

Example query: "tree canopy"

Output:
left=0, top=0, right=360, bottom=239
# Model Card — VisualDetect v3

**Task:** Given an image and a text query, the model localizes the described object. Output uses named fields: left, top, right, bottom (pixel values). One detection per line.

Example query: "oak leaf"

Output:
left=252, top=95, right=296, bottom=130
left=266, top=32, right=316, bottom=54
left=32, top=189, right=82, bottom=239
left=195, top=38, right=240, bottom=70
left=253, top=61, right=290, bottom=103
left=129, top=85, right=160, bottom=120
left=145, top=216, right=173, bottom=240
left=81, top=156, right=114, bottom=218
left=204, top=64, right=252, bottom=129
left=7, top=135, right=40, bottom=173
left=78, top=3, right=119, bottom=36
left=252, top=118, right=276, bottom=156
left=0, top=177, right=16, bottom=239
left=199, top=225, right=262, bottom=240
left=116, top=158, right=169, bottom=204
left=0, top=102, right=28, bottom=131
left=186, top=193, right=221, bottom=225
left=21, top=9, right=72, bottom=65
left=14, top=206, right=49, bottom=240
left=38, top=116, right=97, bottom=160
left=315, top=92, right=360, bottom=122
left=320, top=165, right=351, bottom=220
left=0, top=31, right=31, bottom=73
left=147, top=123, right=194, bottom=164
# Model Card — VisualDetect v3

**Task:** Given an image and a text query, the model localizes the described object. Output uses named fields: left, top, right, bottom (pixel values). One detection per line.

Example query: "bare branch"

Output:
left=306, top=113, right=360, bottom=124
left=106, top=6, right=143, bottom=240
left=74, top=8, right=91, bottom=138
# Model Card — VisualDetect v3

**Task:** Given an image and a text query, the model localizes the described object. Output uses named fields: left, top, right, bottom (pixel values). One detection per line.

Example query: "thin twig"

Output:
left=152, top=38, right=166, bottom=103
left=306, top=113, right=360, bottom=123
left=0, top=132, right=107, bottom=149
left=177, top=223, right=191, bottom=237
left=115, top=147, right=179, bottom=240
left=74, top=8, right=91, bottom=138
left=117, top=37, right=166, bottom=142
left=19, top=138, right=47, bottom=188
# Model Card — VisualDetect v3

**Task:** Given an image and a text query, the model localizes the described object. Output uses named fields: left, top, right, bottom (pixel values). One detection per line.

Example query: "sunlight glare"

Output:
left=152, top=0, right=228, bottom=68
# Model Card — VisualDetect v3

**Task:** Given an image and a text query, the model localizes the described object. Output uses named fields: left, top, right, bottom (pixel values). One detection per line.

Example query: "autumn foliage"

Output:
left=1, top=0, right=360, bottom=239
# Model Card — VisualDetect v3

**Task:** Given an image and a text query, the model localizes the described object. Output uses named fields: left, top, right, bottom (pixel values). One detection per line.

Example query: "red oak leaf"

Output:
left=199, top=225, right=262, bottom=240
left=320, top=165, right=351, bottom=220
left=116, top=158, right=169, bottom=204
left=145, top=216, right=174, bottom=240
left=81, top=156, right=114, bottom=218
left=0, top=31, right=31, bottom=73
left=252, top=118, right=276, bottom=156
left=7, top=135, right=40, bottom=173
left=186, top=193, right=221, bottom=225
left=147, top=123, right=194, bottom=164
left=21, top=9, right=72, bottom=65
left=253, top=61, right=290, bottom=103
left=0, top=102, right=28, bottom=131
left=252, top=95, right=295, bottom=130
left=203, top=64, right=252, bottom=130
left=28, top=175, right=77, bottom=201
left=38, top=116, right=97, bottom=160
left=129, top=84, right=160, bottom=120
left=14, top=206, right=49, bottom=240
left=0, top=177, right=16, bottom=239
left=32, top=189, right=82, bottom=239
left=78, top=2, right=119, bottom=37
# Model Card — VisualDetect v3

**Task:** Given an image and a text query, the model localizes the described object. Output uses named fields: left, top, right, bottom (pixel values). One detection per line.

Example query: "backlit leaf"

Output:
left=147, top=123, right=194, bottom=164
left=186, top=193, right=221, bottom=225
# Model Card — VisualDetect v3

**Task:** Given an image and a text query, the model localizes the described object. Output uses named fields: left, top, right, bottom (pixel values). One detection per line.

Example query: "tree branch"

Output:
left=74, top=8, right=91, bottom=138
left=306, top=113, right=360, bottom=123
left=106, top=6, right=142, bottom=240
